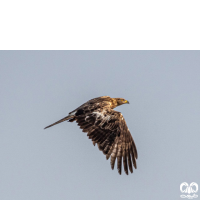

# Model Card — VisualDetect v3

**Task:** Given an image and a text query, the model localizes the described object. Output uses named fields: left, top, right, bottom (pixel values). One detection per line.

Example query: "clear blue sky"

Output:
left=1, top=51, right=200, bottom=200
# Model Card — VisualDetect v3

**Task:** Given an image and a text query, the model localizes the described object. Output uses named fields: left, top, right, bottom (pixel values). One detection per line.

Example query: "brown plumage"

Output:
left=44, top=96, right=138, bottom=175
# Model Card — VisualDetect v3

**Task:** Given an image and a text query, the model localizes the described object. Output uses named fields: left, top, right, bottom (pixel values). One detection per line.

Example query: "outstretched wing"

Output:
left=75, top=107, right=138, bottom=175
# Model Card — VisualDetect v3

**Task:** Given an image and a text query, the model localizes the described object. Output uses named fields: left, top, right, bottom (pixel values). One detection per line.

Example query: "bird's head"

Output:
left=116, top=98, right=130, bottom=106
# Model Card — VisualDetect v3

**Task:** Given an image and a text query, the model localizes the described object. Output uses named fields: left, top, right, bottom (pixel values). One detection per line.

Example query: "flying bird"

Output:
left=44, top=96, right=138, bottom=175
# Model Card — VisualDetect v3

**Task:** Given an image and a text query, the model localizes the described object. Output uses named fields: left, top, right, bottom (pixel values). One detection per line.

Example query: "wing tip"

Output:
left=134, top=162, right=137, bottom=169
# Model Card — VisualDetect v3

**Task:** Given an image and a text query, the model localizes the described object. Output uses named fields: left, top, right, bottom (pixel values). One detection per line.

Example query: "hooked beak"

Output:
left=124, top=100, right=129, bottom=104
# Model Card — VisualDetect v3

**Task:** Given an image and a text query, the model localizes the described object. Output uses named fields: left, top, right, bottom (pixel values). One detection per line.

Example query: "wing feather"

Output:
left=111, top=141, right=118, bottom=170
left=75, top=106, right=137, bottom=175
left=123, top=145, right=128, bottom=175
left=127, top=147, right=133, bottom=173
left=117, top=143, right=122, bottom=174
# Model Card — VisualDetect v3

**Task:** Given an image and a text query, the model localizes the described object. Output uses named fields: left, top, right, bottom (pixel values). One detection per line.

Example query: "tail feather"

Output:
left=44, top=115, right=74, bottom=129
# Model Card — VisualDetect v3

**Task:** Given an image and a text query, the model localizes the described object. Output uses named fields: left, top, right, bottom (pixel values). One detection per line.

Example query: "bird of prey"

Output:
left=44, top=96, right=138, bottom=175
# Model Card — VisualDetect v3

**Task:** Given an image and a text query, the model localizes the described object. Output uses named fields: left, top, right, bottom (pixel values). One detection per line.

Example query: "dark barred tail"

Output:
left=44, top=115, right=75, bottom=129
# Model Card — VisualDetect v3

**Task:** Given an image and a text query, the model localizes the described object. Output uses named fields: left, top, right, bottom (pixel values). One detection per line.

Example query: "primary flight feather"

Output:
left=44, top=96, right=138, bottom=175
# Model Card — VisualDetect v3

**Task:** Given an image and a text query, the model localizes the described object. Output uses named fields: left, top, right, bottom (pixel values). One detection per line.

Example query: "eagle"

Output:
left=44, top=96, right=138, bottom=175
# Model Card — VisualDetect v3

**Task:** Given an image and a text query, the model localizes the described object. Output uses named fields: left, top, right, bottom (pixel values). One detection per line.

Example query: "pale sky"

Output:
left=1, top=51, right=200, bottom=200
